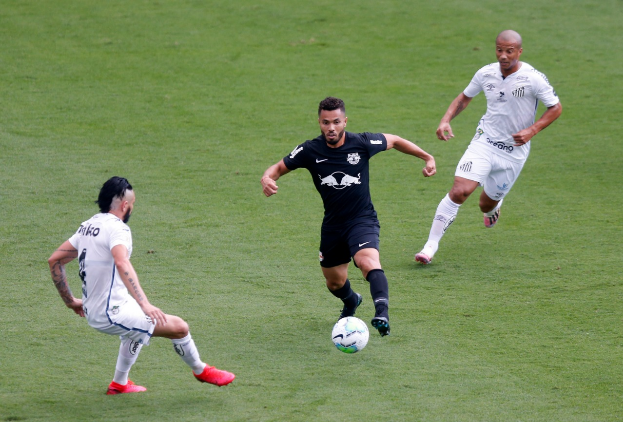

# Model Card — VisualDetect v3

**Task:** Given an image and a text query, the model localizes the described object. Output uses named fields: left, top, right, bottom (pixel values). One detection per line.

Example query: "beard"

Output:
left=122, top=209, right=132, bottom=224
left=323, top=129, right=345, bottom=145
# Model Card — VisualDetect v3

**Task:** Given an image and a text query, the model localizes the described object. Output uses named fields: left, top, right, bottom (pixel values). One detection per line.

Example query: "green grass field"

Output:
left=1, top=0, right=622, bottom=420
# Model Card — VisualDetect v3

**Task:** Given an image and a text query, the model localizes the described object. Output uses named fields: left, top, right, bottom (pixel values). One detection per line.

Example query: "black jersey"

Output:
left=283, top=131, right=387, bottom=228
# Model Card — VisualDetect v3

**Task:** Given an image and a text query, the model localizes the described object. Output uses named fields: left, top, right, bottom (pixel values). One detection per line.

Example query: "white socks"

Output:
left=171, top=333, right=206, bottom=375
left=112, top=333, right=207, bottom=383
left=113, top=338, right=144, bottom=385
left=422, top=194, right=461, bottom=256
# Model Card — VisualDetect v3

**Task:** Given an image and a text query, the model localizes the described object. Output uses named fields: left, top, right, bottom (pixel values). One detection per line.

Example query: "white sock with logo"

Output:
left=171, top=333, right=205, bottom=375
left=484, top=198, right=503, bottom=217
left=422, top=194, right=461, bottom=256
left=113, top=337, right=144, bottom=385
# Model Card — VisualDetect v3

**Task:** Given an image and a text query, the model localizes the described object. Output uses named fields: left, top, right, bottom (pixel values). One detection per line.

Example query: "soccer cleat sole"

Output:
left=415, top=253, right=432, bottom=265
left=371, top=317, right=390, bottom=337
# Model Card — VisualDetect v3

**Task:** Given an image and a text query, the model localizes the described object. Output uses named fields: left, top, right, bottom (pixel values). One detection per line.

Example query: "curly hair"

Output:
left=318, top=97, right=345, bottom=116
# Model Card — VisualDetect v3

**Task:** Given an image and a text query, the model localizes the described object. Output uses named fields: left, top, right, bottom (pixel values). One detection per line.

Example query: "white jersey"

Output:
left=463, top=61, right=559, bottom=163
left=68, top=213, right=133, bottom=330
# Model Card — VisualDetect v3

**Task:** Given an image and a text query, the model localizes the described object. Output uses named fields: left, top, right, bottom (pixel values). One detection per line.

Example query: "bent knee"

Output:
left=449, top=178, right=479, bottom=204
left=449, top=187, right=472, bottom=204
left=156, top=315, right=189, bottom=339
left=325, top=277, right=347, bottom=291
left=173, top=318, right=189, bottom=338
left=356, top=258, right=380, bottom=276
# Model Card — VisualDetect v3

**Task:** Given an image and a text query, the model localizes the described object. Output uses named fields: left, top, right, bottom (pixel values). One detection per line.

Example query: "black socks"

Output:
left=366, top=269, right=389, bottom=318
left=328, top=271, right=389, bottom=318
left=328, top=278, right=358, bottom=307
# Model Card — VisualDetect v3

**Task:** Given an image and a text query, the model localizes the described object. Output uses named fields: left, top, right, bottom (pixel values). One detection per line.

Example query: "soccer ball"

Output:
left=331, top=317, right=369, bottom=353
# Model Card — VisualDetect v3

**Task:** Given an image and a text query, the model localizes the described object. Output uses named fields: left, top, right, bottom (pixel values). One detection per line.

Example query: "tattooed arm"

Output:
left=111, top=244, right=168, bottom=326
left=48, top=241, right=84, bottom=317
left=436, top=92, right=474, bottom=141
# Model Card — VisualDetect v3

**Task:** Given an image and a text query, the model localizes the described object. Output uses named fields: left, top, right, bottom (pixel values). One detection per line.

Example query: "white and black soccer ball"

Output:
left=331, top=317, right=369, bottom=353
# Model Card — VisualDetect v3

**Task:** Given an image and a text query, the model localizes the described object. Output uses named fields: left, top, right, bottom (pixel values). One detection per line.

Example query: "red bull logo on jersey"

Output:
left=319, top=172, right=361, bottom=189
left=347, top=153, right=360, bottom=164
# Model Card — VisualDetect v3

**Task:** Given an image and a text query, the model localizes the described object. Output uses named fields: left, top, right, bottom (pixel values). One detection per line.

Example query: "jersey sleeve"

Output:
left=532, top=70, right=559, bottom=107
left=463, top=70, right=483, bottom=98
left=68, top=228, right=81, bottom=248
left=360, top=132, right=387, bottom=157
left=109, top=223, right=132, bottom=251
left=283, top=141, right=309, bottom=170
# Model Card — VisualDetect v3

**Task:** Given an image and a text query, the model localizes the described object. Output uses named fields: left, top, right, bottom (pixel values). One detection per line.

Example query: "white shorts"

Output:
left=89, top=298, right=156, bottom=345
left=455, top=146, right=526, bottom=201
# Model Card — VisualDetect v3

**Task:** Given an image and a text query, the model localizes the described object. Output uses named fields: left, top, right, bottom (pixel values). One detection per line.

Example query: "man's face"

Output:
left=496, top=40, right=522, bottom=74
left=318, top=109, right=347, bottom=146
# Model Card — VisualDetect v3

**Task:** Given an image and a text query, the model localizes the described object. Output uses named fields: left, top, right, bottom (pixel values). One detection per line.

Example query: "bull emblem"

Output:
left=319, top=174, right=339, bottom=187
left=347, top=153, right=360, bottom=165
left=319, top=172, right=361, bottom=189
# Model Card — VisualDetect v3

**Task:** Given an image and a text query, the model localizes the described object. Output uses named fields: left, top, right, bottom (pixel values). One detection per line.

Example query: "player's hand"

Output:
left=512, top=127, right=535, bottom=146
left=422, top=157, right=437, bottom=177
left=436, top=122, right=454, bottom=141
left=140, top=303, right=168, bottom=326
left=261, top=176, right=278, bottom=197
left=67, top=297, right=85, bottom=317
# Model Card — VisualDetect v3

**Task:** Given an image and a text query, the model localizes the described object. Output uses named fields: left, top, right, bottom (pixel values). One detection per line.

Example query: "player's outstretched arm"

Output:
left=512, top=102, right=563, bottom=146
left=48, top=241, right=84, bottom=317
left=261, top=159, right=291, bottom=197
left=436, top=93, right=473, bottom=141
left=384, top=134, right=436, bottom=177
left=111, top=244, right=168, bottom=325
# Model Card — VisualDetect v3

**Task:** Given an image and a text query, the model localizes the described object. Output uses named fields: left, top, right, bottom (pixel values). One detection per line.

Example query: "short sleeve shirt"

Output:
left=463, top=62, right=559, bottom=162
left=283, top=132, right=387, bottom=228
left=68, top=213, right=133, bottom=327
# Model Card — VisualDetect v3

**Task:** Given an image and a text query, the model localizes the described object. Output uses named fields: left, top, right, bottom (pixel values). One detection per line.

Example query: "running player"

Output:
left=261, top=97, right=436, bottom=336
left=415, top=30, right=562, bottom=265
left=48, top=177, right=235, bottom=394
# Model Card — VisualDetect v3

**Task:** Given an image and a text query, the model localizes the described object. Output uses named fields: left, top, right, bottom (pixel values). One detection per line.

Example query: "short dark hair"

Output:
left=96, top=176, right=133, bottom=213
left=318, top=97, right=346, bottom=116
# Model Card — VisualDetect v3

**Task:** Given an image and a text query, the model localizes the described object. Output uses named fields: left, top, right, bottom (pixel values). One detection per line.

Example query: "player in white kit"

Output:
left=48, top=177, right=235, bottom=394
left=415, top=30, right=562, bottom=264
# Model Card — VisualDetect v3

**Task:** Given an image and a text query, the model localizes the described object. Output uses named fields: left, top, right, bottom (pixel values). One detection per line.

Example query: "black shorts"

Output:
left=319, top=220, right=380, bottom=268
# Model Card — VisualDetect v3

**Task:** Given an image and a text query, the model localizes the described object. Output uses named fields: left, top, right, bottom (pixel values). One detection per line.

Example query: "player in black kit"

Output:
left=261, top=97, right=436, bottom=336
